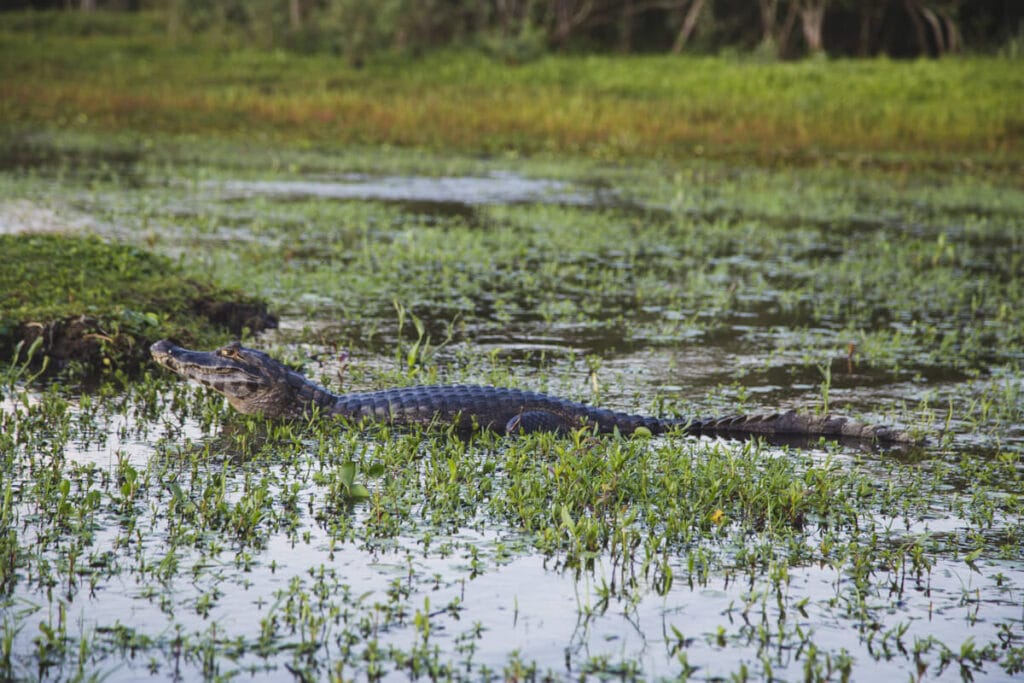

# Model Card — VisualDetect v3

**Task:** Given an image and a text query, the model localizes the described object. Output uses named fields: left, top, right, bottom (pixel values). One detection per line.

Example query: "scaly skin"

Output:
left=150, top=340, right=914, bottom=443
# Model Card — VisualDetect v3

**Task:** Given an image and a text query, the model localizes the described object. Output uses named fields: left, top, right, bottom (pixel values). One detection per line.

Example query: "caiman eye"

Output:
left=219, top=346, right=238, bottom=359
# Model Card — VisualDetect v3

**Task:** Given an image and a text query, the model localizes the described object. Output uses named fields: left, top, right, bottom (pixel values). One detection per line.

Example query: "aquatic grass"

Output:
left=2, top=362, right=1023, bottom=679
left=110, top=169, right=1021, bottom=381
left=492, top=432, right=890, bottom=584
left=1, top=128, right=1023, bottom=678
left=36, top=139, right=1014, bottom=450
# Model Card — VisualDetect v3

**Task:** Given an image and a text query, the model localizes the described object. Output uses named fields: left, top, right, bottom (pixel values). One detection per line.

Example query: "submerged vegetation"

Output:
left=0, top=10, right=1023, bottom=681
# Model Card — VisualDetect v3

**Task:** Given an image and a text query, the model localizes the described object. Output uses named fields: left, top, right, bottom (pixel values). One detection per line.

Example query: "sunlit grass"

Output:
left=1, top=13, right=1021, bottom=160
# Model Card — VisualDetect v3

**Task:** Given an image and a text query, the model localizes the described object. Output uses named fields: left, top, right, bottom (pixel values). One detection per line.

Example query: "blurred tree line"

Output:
left=9, top=1, right=1024, bottom=63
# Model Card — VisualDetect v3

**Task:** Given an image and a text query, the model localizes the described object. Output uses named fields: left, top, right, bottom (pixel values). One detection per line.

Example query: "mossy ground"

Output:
left=0, top=233, right=275, bottom=378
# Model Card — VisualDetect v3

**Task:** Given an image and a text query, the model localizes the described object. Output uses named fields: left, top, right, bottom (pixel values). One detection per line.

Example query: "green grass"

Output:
left=0, top=233, right=273, bottom=377
left=1, top=11, right=1022, bottom=161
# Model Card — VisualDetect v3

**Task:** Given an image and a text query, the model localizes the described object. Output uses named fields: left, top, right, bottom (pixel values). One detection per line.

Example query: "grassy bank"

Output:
left=1, top=12, right=1021, bottom=161
left=0, top=234, right=274, bottom=378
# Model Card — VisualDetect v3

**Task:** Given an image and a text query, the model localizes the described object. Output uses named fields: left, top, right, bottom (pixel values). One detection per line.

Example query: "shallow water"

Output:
left=4, top=393, right=1020, bottom=681
left=5, top=398, right=1021, bottom=681
left=206, top=172, right=609, bottom=208
left=1, top=135, right=1022, bottom=680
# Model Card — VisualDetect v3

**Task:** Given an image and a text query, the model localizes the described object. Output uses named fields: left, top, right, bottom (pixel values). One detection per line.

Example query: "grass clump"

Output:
left=0, top=234, right=275, bottom=378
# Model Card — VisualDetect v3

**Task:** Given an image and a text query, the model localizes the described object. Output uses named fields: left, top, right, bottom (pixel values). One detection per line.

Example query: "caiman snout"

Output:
left=150, top=339, right=176, bottom=359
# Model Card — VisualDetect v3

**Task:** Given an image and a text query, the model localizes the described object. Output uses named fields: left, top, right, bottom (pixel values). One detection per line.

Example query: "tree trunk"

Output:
left=776, top=1, right=800, bottom=57
left=672, top=0, right=706, bottom=53
left=799, top=0, right=827, bottom=55
left=166, top=0, right=180, bottom=43
left=942, top=12, right=961, bottom=53
left=757, top=0, right=800, bottom=58
left=902, top=0, right=932, bottom=55
left=920, top=6, right=945, bottom=53
left=619, top=0, right=633, bottom=53
left=289, top=0, right=302, bottom=32
left=757, top=0, right=779, bottom=44
left=496, top=0, right=515, bottom=36
left=857, top=1, right=876, bottom=56
left=548, top=0, right=596, bottom=49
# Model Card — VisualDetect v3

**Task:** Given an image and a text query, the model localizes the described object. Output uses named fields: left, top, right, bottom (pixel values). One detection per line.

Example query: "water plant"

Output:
left=0, top=70, right=1022, bottom=681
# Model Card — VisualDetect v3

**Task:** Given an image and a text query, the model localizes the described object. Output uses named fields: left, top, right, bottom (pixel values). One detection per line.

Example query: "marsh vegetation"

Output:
left=1, top=127, right=1021, bottom=681
left=1, top=13, right=1023, bottom=683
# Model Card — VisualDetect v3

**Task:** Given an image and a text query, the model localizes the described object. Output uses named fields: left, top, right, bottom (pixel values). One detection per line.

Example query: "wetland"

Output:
left=0, top=17, right=1022, bottom=680
left=1, top=130, right=1021, bottom=682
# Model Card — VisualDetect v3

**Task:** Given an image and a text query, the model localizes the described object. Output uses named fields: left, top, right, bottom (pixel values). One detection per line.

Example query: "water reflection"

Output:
left=206, top=172, right=608, bottom=209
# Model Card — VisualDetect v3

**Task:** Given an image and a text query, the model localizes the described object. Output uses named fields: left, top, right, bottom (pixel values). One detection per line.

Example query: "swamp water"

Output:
left=1, top=136, right=1022, bottom=681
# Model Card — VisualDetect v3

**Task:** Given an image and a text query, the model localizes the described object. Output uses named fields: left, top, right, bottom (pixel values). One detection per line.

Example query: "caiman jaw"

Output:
left=150, top=340, right=282, bottom=415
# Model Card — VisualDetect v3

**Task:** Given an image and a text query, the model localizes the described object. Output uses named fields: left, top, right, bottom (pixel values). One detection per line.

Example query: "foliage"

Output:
left=0, top=6, right=1021, bottom=678
left=0, top=124, right=1021, bottom=680
left=6, top=1, right=1023, bottom=58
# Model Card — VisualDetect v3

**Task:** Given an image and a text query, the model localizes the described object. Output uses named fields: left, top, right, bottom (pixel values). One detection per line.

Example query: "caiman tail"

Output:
left=150, top=340, right=915, bottom=444
left=684, top=412, right=910, bottom=444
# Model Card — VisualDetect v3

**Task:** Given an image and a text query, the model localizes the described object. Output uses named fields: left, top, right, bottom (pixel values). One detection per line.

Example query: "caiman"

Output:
left=150, top=340, right=914, bottom=444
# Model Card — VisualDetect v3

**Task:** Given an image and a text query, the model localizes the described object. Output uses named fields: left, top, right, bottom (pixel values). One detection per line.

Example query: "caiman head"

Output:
left=150, top=340, right=316, bottom=418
